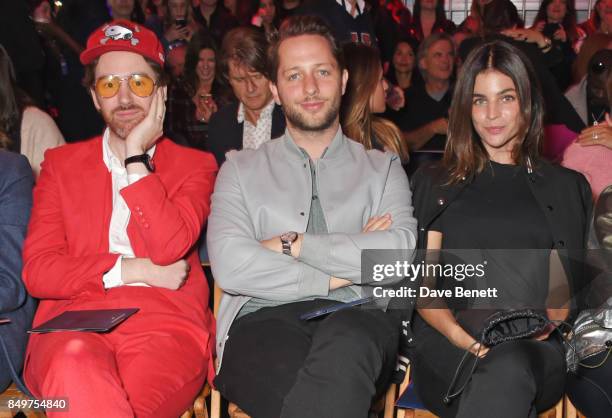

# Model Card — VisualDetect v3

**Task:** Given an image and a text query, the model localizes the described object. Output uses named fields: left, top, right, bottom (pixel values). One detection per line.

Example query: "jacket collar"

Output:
left=281, top=126, right=347, bottom=161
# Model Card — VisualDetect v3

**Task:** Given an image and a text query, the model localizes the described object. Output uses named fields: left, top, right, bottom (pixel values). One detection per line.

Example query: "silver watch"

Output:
left=280, top=231, right=298, bottom=256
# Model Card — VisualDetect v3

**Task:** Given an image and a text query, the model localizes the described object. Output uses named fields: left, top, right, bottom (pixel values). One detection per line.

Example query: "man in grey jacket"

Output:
left=207, top=15, right=417, bottom=418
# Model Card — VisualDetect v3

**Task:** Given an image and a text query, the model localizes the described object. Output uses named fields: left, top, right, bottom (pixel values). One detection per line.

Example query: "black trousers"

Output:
left=566, top=351, right=612, bottom=418
left=408, top=313, right=566, bottom=418
left=214, top=299, right=399, bottom=418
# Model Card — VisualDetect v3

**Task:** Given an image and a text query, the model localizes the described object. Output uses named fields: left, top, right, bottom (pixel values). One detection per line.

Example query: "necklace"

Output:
left=592, top=109, right=606, bottom=126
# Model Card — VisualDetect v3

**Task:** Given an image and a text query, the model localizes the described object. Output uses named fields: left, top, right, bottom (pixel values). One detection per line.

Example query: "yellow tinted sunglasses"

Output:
left=95, top=74, right=157, bottom=98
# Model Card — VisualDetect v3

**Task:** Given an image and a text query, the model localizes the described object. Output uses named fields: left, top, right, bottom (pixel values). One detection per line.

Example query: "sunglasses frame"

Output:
left=94, top=73, right=158, bottom=98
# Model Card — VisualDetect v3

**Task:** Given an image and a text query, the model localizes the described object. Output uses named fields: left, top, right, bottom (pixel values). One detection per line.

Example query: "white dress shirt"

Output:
left=238, top=100, right=276, bottom=150
left=101, top=128, right=155, bottom=289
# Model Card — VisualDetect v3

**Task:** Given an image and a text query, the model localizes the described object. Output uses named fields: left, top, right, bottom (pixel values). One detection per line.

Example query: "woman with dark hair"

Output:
left=386, top=37, right=420, bottom=90
left=579, top=0, right=612, bottom=36
left=165, top=30, right=226, bottom=150
left=0, top=45, right=64, bottom=177
left=251, top=0, right=282, bottom=38
left=341, top=43, right=408, bottom=161
left=405, top=0, right=455, bottom=44
left=407, top=40, right=591, bottom=417
left=531, top=0, right=583, bottom=90
left=160, top=0, right=201, bottom=48
left=460, top=0, right=492, bottom=35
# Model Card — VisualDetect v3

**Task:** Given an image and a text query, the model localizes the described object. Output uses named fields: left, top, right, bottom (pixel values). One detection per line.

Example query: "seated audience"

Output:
left=208, top=26, right=285, bottom=166
left=166, top=30, right=224, bottom=150
left=107, top=0, right=145, bottom=23
left=405, top=0, right=456, bottom=44
left=408, top=40, right=591, bottom=418
left=579, top=0, right=612, bottom=37
left=160, top=0, right=201, bottom=49
left=192, top=0, right=239, bottom=47
left=562, top=50, right=612, bottom=201
left=532, top=0, right=583, bottom=91
left=460, top=0, right=492, bottom=36
left=22, top=20, right=217, bottom=417
left=251, top=0, right=282, bottom=38
left=208, top=16, right=417, bottom=418
left=297, top=0, right=379, bottom=49
left=341, top=42, right=408, bottom=161
left=278, top=0, right=302, bottom=20
left=0, top=45, right=65, bottom=177
left=0, top=151, right=36, bottom=392
left=460, top=0, right=584, bottom=133
left=390, top=33, right=454, bottom=173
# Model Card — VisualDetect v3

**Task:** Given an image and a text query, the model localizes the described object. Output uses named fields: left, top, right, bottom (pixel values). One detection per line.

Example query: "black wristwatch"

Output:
left=125, top=153, right=155, bottom=173
left=280, top=231, right=298, bottom=256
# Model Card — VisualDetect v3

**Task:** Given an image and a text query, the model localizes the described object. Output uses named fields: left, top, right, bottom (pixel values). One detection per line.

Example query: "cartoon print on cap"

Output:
left=101, top=24, right=140, bottom=46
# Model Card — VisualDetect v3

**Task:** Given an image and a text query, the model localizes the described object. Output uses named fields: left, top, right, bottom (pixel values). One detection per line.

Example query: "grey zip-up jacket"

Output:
left=207, top=128, right=418, bottom=368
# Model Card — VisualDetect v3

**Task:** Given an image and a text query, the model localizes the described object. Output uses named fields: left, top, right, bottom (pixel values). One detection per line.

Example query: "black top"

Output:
left=431, top=161, right=552, bottom=250
left=429, top=161, right=554, bottom=334
left=389, top=82, right=451, bottom=151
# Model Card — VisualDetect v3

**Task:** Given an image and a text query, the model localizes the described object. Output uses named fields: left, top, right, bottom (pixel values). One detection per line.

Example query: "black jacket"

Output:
left=207, top=102, right=286, bottom=167
left=393, top=160, right=592, bottom=360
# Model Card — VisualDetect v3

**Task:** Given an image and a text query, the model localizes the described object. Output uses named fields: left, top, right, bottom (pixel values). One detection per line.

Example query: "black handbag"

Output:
left=443, top=309, right=552, bottom=404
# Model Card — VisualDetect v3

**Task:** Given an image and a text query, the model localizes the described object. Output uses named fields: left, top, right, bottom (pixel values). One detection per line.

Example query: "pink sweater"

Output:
left=562, top=141, right=612, bottom=201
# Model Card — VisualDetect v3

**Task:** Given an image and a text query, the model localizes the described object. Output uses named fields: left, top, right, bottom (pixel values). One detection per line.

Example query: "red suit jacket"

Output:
left=22, top=136, right=218, bottom=383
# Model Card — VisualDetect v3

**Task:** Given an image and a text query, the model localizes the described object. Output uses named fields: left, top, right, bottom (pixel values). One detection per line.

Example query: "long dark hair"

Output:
left=444, top=40, right=543, bottom=183
left=183, top=30, right=218, bottom=96
left=0, top=45, right=31, bottom=150
left=533, top=0, right=579, bottom=42
left=413, top=0, right=447, bottom=24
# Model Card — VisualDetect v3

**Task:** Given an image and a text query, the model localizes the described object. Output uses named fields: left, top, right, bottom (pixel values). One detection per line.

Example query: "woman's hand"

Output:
left=194, top=95, right=218, bottom=123
left=553, top=26, right=567, bottom=43
left=501, top=28, right=550, bottom=50
left=165, top=24, right=190, bottom=42
left=448, top=323, right=490, bottom=358
left=576, top=114, right=612, bottom=150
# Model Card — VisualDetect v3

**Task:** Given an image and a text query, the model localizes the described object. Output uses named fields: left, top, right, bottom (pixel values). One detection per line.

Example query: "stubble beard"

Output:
left=283, top=95, right=340, bottom=133
left=104, top=105, right=146, bottom=139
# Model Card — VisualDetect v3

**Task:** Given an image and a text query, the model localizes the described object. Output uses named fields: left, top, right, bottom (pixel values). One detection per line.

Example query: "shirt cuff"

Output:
left=298, top=233, right=331, bottom=268
left=127, top=173, right=148, bottom=185
left=103, top=256, right=124, bottom=289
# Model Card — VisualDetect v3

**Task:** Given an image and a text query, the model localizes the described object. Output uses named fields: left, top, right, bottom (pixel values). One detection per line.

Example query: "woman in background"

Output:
left=406, top=0, right=456, bottom=43
left=251, top=0, right=281, bottom=38
left=341, top=43, right=408, bottom=162
left=0, top=45, right=64, bottom=177
left=165, top=30, right=225, bottom=151
left=531, top=0, right=583, bottom=90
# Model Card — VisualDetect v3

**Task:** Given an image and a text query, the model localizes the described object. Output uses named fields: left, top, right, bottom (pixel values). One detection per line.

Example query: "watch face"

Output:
left=281, top=231, right=298, bottom=243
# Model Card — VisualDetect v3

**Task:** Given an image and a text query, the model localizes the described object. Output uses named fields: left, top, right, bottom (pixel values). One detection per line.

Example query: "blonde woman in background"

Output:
left=340, top=42, right=408, bottom=162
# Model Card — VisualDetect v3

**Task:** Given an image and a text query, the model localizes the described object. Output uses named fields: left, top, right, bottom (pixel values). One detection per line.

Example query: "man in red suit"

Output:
left=21, top=20, right=217, bottom=418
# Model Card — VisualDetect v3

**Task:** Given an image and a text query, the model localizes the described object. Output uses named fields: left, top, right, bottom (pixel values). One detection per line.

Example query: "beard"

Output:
left=102, top=104, right=146, bottom=139
left=282, top=95, right=340, bottom=133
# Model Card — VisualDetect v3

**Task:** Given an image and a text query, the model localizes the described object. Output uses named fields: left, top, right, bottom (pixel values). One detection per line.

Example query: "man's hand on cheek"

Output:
left=126, top=87, right=166, bottom=156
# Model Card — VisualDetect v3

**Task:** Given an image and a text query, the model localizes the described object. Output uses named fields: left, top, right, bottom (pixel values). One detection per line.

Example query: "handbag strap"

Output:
left=443, top=341, right=482, bottom=405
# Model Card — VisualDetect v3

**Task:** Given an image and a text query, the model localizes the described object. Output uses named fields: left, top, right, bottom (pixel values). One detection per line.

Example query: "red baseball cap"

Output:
left=80, top=20, right=165, bottom=66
